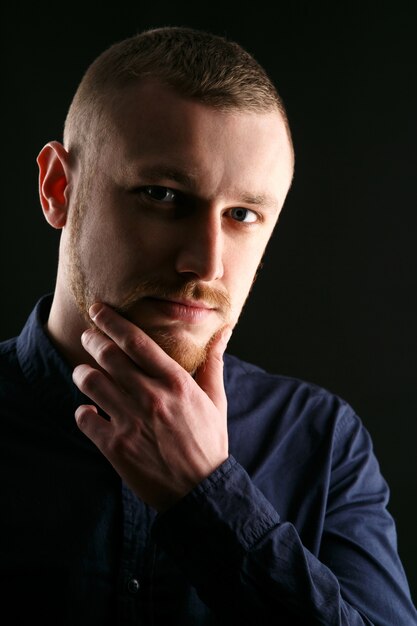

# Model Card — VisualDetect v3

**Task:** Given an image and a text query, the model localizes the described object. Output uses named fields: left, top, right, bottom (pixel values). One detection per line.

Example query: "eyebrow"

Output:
left=136, top=164, right=281, bottom=213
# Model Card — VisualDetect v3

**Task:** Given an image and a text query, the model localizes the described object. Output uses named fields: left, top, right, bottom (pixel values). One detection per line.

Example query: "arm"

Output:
left=153, top=449, right=416, bottom=625
left=72, top=304, right=417, bottom=625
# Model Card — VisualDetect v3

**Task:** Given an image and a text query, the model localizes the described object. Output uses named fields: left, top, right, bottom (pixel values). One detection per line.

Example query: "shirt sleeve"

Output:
left=151, top=413, right=417, bottom=625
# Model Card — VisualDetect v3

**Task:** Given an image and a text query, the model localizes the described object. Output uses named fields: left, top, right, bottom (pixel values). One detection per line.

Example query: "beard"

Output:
left=111, top=278, right=231, bottom=373
left=67, top=185, right=232, bottom=373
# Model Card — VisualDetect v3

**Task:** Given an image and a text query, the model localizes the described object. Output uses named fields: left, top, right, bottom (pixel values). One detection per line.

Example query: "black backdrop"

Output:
left=2, top=2, right=416, bottom=600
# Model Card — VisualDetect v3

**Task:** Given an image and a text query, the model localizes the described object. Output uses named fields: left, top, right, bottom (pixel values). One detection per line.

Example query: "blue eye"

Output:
left=230, top=207, right=258, bottom=223
left=144, top=186, right=176, bottom=202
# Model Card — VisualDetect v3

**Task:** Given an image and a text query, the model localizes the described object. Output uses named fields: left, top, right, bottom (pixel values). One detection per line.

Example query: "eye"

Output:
left=143, top=186, right=177, bottom=202
left=229, top=207, right=259, bottom=223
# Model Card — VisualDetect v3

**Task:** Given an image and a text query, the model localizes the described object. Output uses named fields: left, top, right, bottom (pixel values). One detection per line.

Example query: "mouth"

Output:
left=153, top=296, right=215, bottom=309
left=143, top=296, right=217, bottom=323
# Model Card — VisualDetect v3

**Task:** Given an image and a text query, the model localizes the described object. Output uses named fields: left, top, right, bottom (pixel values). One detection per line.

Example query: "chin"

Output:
left=149, top=328, right=210, bottom=373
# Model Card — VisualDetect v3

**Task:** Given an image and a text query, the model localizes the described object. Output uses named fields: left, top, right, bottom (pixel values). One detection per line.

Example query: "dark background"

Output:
left=2, top=2, right=416, bottom=600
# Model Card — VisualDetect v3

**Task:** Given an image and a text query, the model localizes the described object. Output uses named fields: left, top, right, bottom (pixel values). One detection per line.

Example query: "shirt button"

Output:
left=127, top=577, right=140, bottom=594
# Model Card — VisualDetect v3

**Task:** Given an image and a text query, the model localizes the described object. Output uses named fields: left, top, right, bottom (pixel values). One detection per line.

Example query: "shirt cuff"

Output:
left=152, top=455, right=280, bottom=580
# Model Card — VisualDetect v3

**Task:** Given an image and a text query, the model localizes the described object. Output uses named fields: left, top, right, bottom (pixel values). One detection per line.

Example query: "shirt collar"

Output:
left=16, top=294, right=89, bottom=417
left=16, top=293, right=233, bottom=415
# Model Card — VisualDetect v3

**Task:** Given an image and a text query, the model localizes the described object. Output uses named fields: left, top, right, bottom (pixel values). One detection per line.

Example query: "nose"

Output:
left=175, top=211, right=224, bottom=281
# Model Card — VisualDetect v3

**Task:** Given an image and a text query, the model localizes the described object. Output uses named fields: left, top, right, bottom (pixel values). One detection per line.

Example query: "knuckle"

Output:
left=168, top=369, right=189, bottom=395
left=146, top=389, right=165, bottom=415
left=79, top=367, right=102, bottom=393
left=142, top=388, right=171, bottom=424
left=108, top=423, right=142, bottom=455
left=106, top=435, right=124, bottom=457
left=123, top=333, right=146, bottom=356
left=96, top=340, right=118, bottom=363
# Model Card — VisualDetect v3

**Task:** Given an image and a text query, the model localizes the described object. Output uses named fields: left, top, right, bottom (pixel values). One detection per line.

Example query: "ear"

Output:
left=37, top=141, right=72, bottom=229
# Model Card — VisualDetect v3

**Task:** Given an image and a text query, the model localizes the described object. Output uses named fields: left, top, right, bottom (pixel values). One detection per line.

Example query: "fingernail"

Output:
left=81, top=329, right=91, bottom=344
left=89, top=303, right=102, bottom=320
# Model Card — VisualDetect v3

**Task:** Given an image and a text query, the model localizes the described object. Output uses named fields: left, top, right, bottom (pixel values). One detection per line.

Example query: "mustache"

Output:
left=114, top=277, right=232, bottom=316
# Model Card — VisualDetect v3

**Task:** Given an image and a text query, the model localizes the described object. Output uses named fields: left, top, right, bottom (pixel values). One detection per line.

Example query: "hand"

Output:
left=72, top=303, right=232, bottom=511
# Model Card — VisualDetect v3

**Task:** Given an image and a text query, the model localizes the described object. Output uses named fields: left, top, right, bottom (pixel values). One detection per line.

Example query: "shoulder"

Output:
left=224, top=353, right=382, bottom=498
left=224, top=352, right=362, bottom=442
left=224, top=352, right=351, bottom=414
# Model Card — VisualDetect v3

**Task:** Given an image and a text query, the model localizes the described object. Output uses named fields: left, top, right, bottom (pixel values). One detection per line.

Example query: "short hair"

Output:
left=63, top=26, right=293, bottom=161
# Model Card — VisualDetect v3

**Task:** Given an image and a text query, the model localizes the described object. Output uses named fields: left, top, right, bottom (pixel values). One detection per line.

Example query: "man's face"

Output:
left=64, top=81, right=293, bottom=372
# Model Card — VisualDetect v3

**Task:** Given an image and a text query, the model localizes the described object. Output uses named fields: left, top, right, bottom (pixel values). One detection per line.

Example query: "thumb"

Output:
left=194, top=326, right=232, bottom=413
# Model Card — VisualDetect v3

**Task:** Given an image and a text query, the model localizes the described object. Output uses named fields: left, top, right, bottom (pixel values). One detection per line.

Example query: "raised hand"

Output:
left=72, top=303, right=232, bottom=511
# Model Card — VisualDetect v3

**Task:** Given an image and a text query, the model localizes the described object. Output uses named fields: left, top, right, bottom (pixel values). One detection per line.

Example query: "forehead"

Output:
left=101, top=81, right=293, bottom=205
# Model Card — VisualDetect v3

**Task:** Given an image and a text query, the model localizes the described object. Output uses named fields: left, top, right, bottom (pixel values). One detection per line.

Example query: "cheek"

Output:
left=226, top=256, right=262, bottom=319
left=75, top=201, right=132, bottom=262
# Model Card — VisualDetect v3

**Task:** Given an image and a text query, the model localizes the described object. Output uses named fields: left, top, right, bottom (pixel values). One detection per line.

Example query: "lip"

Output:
left=145, top=297, right=216, bottom=323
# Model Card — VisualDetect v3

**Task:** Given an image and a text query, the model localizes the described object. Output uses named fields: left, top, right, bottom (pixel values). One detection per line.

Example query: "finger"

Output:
left=194, top=326, right=232, bottom=414
left=81, top=328, right=146, bottom=393
left=73, top=363, right=136, bottom=423
left=89, top=302, right=176, bottom=378
left=75, top=404, right=114, bottom=451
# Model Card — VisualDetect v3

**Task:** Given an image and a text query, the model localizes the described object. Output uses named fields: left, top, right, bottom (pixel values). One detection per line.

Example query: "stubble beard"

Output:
left=67, top=184, right=232, bottom=374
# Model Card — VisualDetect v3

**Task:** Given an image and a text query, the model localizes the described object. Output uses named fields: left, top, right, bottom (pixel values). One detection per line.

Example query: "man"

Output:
left=0, top=26, right=415, bottom=625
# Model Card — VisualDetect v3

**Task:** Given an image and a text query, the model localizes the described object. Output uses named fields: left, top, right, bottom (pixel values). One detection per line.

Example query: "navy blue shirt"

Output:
left=1, top=295, right=416, bottom=625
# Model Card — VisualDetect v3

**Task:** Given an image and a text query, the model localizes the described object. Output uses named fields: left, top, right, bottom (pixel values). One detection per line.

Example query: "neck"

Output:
left=46, top=286, right=95, bottom=368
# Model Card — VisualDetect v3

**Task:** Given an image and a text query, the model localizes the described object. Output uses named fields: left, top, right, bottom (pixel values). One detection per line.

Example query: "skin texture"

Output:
left=37, top=81, right=293, bottom=510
